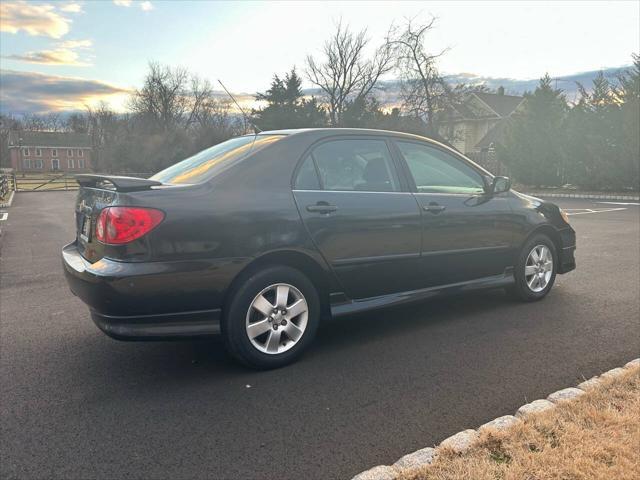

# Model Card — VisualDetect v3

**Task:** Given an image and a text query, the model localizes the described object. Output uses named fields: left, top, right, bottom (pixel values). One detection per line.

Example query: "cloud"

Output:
left=60, top=3, right=83, bottom=14
left=113, top=1, right=153, bottom=11
left=0, top=70, right=130, bottom=114
left=0, top=1, right=71, bottom=38
left=3, top=39, right=93, bottom=66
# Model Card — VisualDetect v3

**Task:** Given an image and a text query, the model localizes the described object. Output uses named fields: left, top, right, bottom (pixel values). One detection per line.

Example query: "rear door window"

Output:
left=294, top=155, right=321, bottom=190
left=306, top=139, right=400, bottom=192
left=150, top=134, right=284, bottom=185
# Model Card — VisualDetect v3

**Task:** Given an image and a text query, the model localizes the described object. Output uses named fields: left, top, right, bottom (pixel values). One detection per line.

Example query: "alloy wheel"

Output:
left=245, top=283, right=309, bottom=354
left=524, top=244, right=553, bottom=293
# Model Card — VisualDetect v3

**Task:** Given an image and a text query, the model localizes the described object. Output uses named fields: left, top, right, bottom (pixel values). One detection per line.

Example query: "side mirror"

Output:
left=491, top=176, right=511, bottom=195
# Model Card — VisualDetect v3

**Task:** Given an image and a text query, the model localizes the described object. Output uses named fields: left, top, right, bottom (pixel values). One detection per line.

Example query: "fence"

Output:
left=1, top=173, right=12, bottom=199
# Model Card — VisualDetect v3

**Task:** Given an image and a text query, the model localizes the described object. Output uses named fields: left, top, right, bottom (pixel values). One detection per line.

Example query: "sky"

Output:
left=1, top=0, right=638, bottom=114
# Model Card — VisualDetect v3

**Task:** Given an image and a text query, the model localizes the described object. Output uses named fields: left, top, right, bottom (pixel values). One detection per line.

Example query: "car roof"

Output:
left=257, top=127, right=465, bottom=159
left=254, top=128, right=493, bottom=177
left=258, top=127, right=431, bottom=142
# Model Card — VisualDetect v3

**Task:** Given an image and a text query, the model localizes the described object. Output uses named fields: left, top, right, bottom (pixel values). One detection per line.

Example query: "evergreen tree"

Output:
left=499, top=74, right=568, bottom=187
left=253, top=68, right=327, bottom=130
left=613, top=54, right=640, bottom=190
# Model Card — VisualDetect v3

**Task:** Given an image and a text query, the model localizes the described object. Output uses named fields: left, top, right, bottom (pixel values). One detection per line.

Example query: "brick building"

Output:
left=7, top=131, right=92, bottom=172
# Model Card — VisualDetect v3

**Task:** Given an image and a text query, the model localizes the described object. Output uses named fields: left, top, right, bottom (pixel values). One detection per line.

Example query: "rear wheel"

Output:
left=223, top=266, right=320, bottom=369
left=510, top=234, right=557, bottom=301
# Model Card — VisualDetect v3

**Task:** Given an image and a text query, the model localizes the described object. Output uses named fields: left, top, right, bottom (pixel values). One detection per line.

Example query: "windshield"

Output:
left=150, top=134, right=284, bottom=185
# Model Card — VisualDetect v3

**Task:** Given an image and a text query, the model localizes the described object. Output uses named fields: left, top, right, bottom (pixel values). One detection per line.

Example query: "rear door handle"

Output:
left=423, top=203, right=446, bottom=214
left=306, top=203, right=337, bottom=214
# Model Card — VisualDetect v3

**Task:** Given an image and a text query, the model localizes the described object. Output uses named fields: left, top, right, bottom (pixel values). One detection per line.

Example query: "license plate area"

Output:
left=79, top=214, right=92, bottom=242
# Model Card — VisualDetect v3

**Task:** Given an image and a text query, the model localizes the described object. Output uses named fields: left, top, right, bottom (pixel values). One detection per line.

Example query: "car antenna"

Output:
left=217, top=79, right=262, bottom=134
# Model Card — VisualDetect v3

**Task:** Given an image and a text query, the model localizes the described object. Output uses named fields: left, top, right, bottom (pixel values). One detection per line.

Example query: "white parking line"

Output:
left=565, top=207, right=627, bottom=216
left=0, top=212, right=8, bottom=221
left=596, top=201, right=640, bottom=206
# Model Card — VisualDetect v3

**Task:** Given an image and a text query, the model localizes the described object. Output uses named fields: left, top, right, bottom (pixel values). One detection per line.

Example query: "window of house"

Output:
left=77, top=158, right=85, bottom=169
left=67, top=149, right=73, bottom=157
left=51, top=148, right=58, bottom=157
left=307, top=139, right=400, bottom=192
left=68, top=158, right=75, bottom=169
left=77, top=149, right=84, bottom=157
left=34, top=159, right=43, bottom=169
left=22, top=148, right=30, bottom=156
left=23, top=159, right=32, bottom=169
left=396, top=141, right=485, bottom=195
left=35, top=148, right=42, bottom=157
left=51, top=159, right=60, bottom=170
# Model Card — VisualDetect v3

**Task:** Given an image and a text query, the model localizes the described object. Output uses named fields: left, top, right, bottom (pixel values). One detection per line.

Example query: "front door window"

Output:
left=396, top=141, right=485, bottom=195
left=51, top=159, right=60, bottom=171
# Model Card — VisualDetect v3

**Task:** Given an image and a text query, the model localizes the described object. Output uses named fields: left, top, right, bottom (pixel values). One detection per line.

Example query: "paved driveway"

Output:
left=1, top=192, right=638, bottom=479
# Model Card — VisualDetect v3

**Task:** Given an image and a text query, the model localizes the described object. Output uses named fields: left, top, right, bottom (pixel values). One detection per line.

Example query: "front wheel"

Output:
left=222, top=266, right=320, bottom=369
left=510, top=234, right=557, bottom=302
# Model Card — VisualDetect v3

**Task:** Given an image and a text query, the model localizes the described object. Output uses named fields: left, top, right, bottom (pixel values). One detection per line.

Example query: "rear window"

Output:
left=150, top=134, right=284, bottom=185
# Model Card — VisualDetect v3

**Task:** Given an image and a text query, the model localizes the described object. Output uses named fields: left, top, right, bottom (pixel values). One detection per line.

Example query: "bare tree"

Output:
left=22, top=112, right=64, bottom=132
left=387, top=16, right=454, bottom=139
left=306, top=21, right=393, bottom=126
left=129, top=62, right=190, bottom=132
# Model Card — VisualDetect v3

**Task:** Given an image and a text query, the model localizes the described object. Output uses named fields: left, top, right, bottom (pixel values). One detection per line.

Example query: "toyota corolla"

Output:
left=62, top=128, right=576, bottom=369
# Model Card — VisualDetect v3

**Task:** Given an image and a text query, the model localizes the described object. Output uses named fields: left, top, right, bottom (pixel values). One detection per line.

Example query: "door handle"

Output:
left=423, top=203, right=446, bottom=214
left=306, top=203, right=337, bottom=214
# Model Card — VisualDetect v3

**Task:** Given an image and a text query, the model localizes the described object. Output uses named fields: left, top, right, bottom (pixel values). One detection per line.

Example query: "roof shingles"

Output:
left=8, top=131, right=91, bottom=148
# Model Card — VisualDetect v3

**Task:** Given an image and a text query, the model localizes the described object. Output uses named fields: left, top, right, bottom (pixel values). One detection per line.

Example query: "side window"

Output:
left=294, top=155, right=321, bottom=190
left=311, top=139, right=399, bottom=192
left=396, top=141, right=485, bottom=194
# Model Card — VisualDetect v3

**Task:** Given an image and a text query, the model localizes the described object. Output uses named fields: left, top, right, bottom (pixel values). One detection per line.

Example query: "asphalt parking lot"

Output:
left=1, top=192, right=638, bottom=480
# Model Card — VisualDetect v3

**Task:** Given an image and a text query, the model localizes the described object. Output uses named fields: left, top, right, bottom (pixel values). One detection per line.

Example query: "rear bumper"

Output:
left=557, top=226, right=576, bottom=274
left=91, top=309, right=220, bottom=341
left=62, top=242, right=223, bottom=340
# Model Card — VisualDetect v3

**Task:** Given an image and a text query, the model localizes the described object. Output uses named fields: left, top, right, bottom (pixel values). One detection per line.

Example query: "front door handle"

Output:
left=423, top=203, right=446, bottom=214
left=306, top=202, right=337, bottom=214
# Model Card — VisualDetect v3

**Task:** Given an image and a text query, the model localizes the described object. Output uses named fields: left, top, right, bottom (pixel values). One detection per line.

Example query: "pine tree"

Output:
left=499, top=74, right=568, bottom=187
left=253, top=68, right=327, bottom=130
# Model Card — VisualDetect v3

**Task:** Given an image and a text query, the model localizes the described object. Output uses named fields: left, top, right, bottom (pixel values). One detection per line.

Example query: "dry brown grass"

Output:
left=399, top=366, right=640, bottom=480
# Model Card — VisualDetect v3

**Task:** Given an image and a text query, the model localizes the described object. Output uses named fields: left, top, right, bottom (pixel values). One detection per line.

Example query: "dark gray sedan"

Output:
left=63, top=128, right=576, bottom=369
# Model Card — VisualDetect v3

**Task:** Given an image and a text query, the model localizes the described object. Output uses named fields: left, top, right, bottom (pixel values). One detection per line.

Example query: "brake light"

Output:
left=95, top=207, right=164, bottom=245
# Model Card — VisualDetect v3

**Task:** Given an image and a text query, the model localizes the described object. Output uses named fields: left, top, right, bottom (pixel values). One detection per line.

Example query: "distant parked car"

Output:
left=62, top=129, right=576, bottom=369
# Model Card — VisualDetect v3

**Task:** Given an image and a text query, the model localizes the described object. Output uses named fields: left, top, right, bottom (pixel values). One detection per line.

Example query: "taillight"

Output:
left=95, top=207, right=164, bottom=245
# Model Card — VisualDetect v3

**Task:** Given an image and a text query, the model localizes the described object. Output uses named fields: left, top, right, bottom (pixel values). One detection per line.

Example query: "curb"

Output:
left=351, top=358, right=640, bottom=480
left=524, top=192, right=639, bottom=201
left=0, top=190, right=15, bottom=208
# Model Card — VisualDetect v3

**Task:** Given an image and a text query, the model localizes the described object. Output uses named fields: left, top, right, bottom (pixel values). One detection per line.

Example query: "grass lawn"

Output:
left=400, top=365, right=639, bottom=480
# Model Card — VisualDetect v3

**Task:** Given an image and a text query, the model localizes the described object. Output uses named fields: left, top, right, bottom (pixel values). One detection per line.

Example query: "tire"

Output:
left=222, top=265, right=320, bottom=369
left=509, top=233, right=558, bottom=302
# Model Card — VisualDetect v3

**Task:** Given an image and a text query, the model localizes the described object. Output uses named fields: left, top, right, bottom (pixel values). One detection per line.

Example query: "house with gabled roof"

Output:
left=440, top=87, right=525, bottom=155
left=7, top=131, right=93, bottom=173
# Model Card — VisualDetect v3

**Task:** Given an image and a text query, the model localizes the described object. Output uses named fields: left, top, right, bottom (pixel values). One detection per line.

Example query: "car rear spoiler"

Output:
left=76, top=174, right=163, bottom=192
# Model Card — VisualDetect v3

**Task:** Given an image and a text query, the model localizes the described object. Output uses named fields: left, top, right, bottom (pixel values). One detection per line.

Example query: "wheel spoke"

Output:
left=246, top=319, right=272, bottom=339
left=252, top=294, right=274, bottom=316
left=265, top=329, right=282, bottom=353
left=284, top=322, right=304, bottom=342
left=275, top=285, right=289, bottom=309
left=286, top=299, right=307, bottom=319
left=528, top=275, right=539, bottom=290
left=543, top=261, right=553, bottom=272
left=530, top=248, right=540, bottom=263
left=525, top=265, right=537, bottom=276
